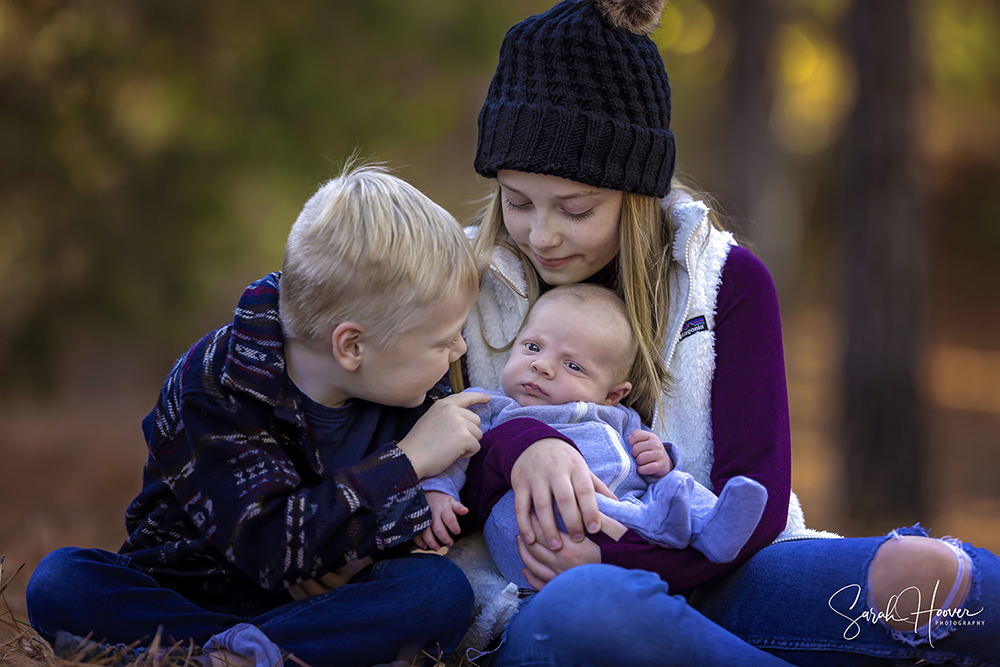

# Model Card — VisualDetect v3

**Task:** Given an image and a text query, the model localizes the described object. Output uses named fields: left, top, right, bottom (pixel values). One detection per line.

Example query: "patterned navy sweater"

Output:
left=120, top=273, right=432, bottom=614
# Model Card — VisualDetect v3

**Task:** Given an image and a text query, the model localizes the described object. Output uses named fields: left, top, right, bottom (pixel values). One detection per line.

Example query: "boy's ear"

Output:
left=330, top=322, right=366, bottom=372
left=604, top=381, right=632, bottom=406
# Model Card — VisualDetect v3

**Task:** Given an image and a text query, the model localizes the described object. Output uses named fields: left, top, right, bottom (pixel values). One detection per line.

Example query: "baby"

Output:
left=420, top=284, right=768, bottom=588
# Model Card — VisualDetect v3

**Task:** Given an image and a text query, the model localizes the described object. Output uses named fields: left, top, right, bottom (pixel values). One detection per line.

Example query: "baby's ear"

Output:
left=331, top=322, right=366, bottom=372
left=604, top=381, right=632, bottom=406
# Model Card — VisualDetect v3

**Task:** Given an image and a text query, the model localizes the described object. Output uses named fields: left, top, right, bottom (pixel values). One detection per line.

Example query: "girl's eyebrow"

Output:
left=498, top=179, right=602, bottom=201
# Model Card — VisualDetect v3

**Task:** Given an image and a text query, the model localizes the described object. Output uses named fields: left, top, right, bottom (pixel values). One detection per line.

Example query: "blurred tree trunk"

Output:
left=718, top=0, right=800, bottom=297
left=841, top=1, right=926, bottom=530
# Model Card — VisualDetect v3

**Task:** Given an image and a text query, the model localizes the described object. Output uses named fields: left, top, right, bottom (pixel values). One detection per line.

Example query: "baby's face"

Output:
left=500, top=296, right=629, bottom=407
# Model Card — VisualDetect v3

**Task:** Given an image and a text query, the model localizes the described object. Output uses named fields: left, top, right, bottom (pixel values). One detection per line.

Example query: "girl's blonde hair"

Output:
left=468, top=178, right=722, bottom=426
left=281, top=162, right=477, bottom=346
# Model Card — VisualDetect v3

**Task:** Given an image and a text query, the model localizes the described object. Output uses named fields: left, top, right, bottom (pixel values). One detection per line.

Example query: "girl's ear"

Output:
left=331, top=322, right=365, bottom=372
left=604, top=381, right=632, bottom=406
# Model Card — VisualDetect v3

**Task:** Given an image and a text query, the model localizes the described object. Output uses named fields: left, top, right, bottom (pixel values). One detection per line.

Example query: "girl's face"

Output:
left=497, top=170, right=623, bottom=285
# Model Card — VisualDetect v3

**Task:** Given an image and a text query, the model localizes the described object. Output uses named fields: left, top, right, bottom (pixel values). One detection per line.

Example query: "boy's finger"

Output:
left=414, top=534, right=428, bottom=550
left=452, top=501, right=469, bottom=515
left=446, top=391, right=491, bottom=408
left=298, top=579, right=329, bottom=598
left=636, top=463, right=659, bottom=475
left=461, top=437, right=482, bottom=459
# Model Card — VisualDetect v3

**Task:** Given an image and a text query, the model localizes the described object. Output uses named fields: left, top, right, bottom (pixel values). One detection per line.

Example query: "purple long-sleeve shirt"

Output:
left=459, top=246, right=791, bottom=595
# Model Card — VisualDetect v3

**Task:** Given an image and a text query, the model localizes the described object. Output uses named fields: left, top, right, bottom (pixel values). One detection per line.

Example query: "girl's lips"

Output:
left=533, top=253, right=574, bottom=269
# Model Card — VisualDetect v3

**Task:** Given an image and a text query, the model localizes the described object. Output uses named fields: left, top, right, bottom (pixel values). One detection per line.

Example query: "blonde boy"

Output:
left=27, top=164, right=486, bottom=667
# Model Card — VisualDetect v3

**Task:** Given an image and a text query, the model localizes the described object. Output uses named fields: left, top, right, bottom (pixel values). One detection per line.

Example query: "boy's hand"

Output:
left=398, top=392, right=490, bottom=479
left=287, top=555, right=374, bottom=601
left=629, top=430, right=672, bottom=477
left=414, top=490, right=467, bottom=551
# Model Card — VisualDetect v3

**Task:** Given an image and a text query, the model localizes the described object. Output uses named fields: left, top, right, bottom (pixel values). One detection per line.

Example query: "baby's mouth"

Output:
left=521, top=383, right=547, bottom=397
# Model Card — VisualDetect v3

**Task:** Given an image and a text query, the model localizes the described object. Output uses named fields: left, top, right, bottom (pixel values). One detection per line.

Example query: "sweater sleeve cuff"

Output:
left=338, top=443, right=429, bottom=550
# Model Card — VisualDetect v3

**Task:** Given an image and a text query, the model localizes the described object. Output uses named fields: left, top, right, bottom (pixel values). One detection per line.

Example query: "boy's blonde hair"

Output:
left=468, top=177, right=723, bottom=425
left=530, top=284, right=639, bottom=383
left=281, top=162, right=477, bottom=346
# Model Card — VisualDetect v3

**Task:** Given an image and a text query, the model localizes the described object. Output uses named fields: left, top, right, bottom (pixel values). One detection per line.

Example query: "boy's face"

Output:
left=353, top=289, right=474, bottom=408
left=501, top=297, right=629, bottom=408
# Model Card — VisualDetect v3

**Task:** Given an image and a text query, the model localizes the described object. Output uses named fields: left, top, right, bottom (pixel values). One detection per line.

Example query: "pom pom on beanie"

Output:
left=475, top=0, right=676, bottom=198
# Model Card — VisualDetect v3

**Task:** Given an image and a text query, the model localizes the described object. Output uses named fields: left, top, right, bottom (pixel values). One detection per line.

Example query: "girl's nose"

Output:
left=528, top=214, right=559, bottom=251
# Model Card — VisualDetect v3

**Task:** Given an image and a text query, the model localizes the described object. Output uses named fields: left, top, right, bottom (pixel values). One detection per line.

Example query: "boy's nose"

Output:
left=450, top=334, right=468, bottom=361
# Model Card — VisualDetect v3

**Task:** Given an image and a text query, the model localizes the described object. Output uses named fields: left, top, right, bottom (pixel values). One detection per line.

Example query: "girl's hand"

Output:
left=628, top=430, right=673, bottom=477
left=517, top=512, right=601, bottom=590
left=510, top=438, right=614, bottom=551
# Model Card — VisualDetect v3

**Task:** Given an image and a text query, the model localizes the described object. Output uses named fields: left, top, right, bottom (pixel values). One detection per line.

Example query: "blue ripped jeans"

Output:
left=26, top=547, right=474, bottom=667
left=492, top=526, right=999, bottom=667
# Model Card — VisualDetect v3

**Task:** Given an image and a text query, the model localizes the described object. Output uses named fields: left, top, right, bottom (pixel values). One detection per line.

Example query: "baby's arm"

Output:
left=628, top=430, right=673, bottom=477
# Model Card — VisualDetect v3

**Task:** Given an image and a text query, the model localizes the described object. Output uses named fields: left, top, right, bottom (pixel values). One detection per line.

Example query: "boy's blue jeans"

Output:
left=26, top=547, right=474, bottom=667
left=492, top=527, right=999, bottom=667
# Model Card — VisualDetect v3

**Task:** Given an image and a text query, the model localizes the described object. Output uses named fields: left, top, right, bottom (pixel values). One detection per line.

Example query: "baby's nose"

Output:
left=530, top=359, right=554, bottom=377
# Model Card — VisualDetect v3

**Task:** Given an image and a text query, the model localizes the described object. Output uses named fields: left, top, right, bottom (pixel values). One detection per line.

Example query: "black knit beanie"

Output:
left=475, top=0, right=675, bottom=198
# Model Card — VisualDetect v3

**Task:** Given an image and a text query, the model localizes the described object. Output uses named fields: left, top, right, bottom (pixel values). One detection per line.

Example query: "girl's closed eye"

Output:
left=505, top=199, right=532, bottom=212
left=563, top=207, right=595, bottom=221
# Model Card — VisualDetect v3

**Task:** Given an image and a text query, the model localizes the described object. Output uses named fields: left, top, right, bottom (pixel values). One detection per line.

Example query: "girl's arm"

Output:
left=596, top=246, right=792, bottom=593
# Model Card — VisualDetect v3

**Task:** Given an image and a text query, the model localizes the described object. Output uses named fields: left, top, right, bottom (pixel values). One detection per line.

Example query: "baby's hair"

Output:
left=280, top=160, right=477, bottom=346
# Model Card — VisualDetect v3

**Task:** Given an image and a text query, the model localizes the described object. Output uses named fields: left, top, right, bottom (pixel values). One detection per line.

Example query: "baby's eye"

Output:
left=565, top=361, right=582, bottom=372
left=525, top=342, right=540, bottom=352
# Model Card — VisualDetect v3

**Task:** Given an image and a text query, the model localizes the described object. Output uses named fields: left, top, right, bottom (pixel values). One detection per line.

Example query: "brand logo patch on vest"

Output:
left=680, top=315, right=709, bottom=341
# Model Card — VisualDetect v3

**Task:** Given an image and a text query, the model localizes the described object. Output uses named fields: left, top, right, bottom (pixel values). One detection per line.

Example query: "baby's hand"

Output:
left=414, top=490, right=468, bottom=551
left=628, top=430, right=673, bottom=478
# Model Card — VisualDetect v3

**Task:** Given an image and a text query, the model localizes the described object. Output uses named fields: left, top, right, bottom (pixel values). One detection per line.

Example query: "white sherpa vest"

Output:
left=464, top=192, right=827, bottom=539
